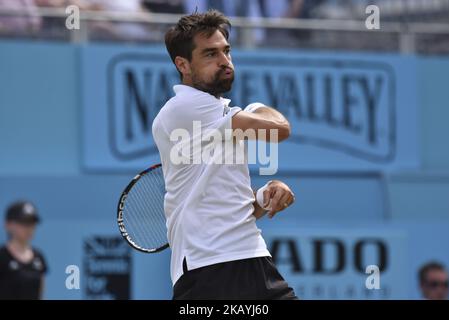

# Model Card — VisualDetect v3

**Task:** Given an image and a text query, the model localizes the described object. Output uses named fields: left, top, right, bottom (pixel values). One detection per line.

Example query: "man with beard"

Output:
left=152, top=10, right=297, bottom=300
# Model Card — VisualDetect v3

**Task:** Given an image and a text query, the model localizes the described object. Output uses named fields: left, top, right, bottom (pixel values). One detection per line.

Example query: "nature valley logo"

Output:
left=108, top=54, right=395, bottom=163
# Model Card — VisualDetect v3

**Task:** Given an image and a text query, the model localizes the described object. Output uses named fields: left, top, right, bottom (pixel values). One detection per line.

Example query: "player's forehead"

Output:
left=426, top=269, right=448, bottom=279
left=193, top=30, right=230, bottom=52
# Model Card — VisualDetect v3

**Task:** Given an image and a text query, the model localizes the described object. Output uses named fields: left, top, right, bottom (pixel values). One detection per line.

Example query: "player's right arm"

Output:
left=231, top=104, right=291, bottom=142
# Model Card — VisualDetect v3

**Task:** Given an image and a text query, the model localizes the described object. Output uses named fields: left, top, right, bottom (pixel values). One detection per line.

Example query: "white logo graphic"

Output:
left=9, top=260, right=19, bottom=270
left=365, top=5, right=380, bottom=30
left=365, top=265, right=381, bottom=289
left=65, top=264, right=80, bottom=290
left=32, top=258, right=43, bottom=271
left=65, top=5, right=80, bottom=30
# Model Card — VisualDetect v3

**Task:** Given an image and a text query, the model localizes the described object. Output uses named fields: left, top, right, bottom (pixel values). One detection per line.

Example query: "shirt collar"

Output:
left=173, top=84, right=231, bottom=107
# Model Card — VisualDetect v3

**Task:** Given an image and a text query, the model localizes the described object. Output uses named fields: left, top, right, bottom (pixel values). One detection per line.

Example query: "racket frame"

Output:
left=117, top=163, right=169, bottom=253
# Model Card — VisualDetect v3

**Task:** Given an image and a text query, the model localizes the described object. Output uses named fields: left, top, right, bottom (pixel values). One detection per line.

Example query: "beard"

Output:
left=191, top=67, right=234, bottom=98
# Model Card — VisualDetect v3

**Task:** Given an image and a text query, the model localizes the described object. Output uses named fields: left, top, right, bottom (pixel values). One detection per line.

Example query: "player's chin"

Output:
left=218, top=79, right=233, bottom=92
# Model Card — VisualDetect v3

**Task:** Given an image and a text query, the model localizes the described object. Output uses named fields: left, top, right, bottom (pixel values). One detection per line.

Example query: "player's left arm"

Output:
left=252, top=180, right=295, bottom=219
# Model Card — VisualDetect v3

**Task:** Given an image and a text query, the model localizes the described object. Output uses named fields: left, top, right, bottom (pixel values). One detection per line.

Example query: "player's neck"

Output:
left=8, top=238, right=30, bottom=253
left=181, top=80, right=222, bottom=99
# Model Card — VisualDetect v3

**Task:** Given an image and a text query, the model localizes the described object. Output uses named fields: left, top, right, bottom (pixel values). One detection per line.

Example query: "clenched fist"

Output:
left=261, top=180, right=295, bottom=218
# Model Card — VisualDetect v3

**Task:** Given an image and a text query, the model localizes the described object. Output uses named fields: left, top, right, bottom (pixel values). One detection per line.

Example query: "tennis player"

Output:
left=152, top=10, right=297, bottom=300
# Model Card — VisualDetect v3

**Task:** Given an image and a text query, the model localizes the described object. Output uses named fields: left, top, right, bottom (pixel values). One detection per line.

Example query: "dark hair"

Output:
left=164, top=10, right=231, bottom=78
left=419, top=261, right=446, bottom=284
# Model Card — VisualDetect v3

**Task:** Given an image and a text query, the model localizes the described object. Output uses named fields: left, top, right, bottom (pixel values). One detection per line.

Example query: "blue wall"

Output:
left=1, top=40, right=448, bottom=299
left=0, top=41, right=80, bottom=175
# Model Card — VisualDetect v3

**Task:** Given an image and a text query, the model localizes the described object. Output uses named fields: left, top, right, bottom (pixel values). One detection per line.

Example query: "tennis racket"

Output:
left=117, top=163, right=169, bottom=253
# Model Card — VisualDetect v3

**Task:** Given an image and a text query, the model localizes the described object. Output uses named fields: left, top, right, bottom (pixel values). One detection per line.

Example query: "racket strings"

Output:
left=140, top=171, right=167, bottom=242
left=125, top=171, right=165, bottom=249
left=130, top=184, right=157, bottom=247
left=122, top=167, right=167, bottom=251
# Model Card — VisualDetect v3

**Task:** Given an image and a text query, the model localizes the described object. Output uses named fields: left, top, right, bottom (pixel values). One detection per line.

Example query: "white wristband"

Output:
left=244, top=102, right=266, bottom=113
left=256, top=181, right=273, bottom=210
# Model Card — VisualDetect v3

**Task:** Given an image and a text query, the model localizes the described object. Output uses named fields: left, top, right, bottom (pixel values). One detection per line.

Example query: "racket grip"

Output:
left=256, top=181, right=272, bottom=211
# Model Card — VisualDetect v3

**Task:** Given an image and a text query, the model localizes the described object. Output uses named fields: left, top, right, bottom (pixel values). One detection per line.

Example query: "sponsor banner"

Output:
left=82, top=46, right=419, bottom=172
left=83, top=236, right=131, bottom=300
left=263, top=228, right=408, bottom=299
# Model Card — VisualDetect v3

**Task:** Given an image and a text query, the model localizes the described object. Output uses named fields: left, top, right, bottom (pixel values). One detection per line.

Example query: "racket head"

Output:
left=117, top=164, right=169, bottom=253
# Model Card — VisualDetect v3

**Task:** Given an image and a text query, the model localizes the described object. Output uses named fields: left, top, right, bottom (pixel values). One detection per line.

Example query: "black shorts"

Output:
left=172, top=256, right=298, bottom=300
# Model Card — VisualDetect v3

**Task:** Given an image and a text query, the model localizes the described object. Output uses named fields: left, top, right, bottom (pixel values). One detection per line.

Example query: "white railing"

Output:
left=1, top=6, right=449, bottom=53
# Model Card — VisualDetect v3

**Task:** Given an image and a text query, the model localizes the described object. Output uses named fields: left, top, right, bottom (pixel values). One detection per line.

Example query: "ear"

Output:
left=174, top=56, right=191, bottom=78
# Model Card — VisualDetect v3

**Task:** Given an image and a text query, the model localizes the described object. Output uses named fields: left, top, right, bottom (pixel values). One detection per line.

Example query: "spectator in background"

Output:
left=184, top=0, right=234, bottom=16
left=259, top=0, right=326, bottom=47
left=282, top=0, right=326, bottom=19
left=34, top=0, right=86, bottom=38
left=87, top=0, right=151, bottom=41
left=231, top=0, right=265, bottom=46
left=419, top=262, right=448, bottom=300
left=0, top=0, right=41, bottom=36
left=185, top=0, right=265, bottom=46
left=142, top=0, right=185, bottom=14
left=140, top=0, right=187, bottom=43
left=184, top=0, right=207, bottom=14
left=0, top=201, right=47, bottom=300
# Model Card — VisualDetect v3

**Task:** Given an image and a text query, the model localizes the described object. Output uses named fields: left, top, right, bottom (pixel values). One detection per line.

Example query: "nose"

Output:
left=218, top=52, right=232, bottom=68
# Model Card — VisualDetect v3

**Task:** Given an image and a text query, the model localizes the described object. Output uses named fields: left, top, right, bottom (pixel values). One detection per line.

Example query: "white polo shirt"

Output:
left=152, top=85, right=271, bottom=286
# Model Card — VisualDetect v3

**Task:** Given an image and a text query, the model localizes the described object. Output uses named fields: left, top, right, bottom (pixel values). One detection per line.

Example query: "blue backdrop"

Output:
left=1, top=40, right=448, bottom=299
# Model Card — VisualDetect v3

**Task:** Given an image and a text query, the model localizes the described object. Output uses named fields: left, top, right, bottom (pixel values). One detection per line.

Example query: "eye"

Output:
left=206, top=52, right=216, bottom=57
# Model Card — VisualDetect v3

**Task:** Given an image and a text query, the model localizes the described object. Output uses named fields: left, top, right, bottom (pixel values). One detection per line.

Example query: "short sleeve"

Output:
left=216, top=106, right=242, bottom=137
left=164, top=91, right=241, bottom=139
